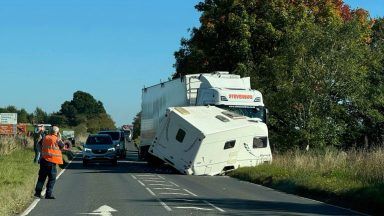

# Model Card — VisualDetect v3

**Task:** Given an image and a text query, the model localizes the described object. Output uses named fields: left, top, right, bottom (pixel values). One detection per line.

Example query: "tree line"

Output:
left=1, top=91, right=115, bottom=134
left=171, top=0, right=384, bottom=150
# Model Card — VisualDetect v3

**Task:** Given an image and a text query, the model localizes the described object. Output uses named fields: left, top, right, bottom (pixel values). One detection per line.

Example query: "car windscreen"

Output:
left=98, top=132, right=120, bottom=140
left=86, top=136, right=113, bottom=145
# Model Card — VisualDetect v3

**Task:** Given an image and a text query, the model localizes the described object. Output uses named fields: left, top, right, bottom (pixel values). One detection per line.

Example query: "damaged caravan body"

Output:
left=149, top=106, right=272, bottom=176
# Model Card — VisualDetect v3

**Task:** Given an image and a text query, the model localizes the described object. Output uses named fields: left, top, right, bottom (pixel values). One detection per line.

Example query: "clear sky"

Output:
left=0, top=0, right=383, bottom=127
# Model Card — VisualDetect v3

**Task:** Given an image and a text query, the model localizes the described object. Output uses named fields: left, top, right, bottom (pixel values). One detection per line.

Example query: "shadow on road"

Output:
left=126, top=197, right=361, bottom=216
left=66, top=150, right=180, bottom=175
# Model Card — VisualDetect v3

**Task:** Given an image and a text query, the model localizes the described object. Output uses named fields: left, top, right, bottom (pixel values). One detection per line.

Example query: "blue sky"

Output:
left=0, top=0, right=382, bottom=126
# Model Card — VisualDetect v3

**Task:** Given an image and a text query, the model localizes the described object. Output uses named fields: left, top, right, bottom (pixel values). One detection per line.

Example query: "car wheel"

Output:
left=112, top=159, right=118, bottom=166
left=83, top=159, right=88, bottom=167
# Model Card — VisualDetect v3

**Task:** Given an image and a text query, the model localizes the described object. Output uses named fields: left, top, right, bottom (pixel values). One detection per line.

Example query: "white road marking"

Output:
left=169, top=181, right=179, bottom=187
left=20, top=154, right=79, bottom=216
left=157, top=198, right=172, bottom=212
left=166, top=198, right=197, bottom=202
left=137, top=180, right=146, bottom=186
left=146, top=187, right=156, bottom=196
left=142, top=180, right=165, bottom=183
left=203, top=200, right=226, bottom=212
left=174, top=207, right=213, bottom=211
left=79, top=204, right=117, bottom=216
left=153, top=188, right=181, bottom=191
left=159, top=192, right=190, bottom=196
left=136, top=174, right=156, bottom=177
left=131, top=175, right=137, bottom=180
left=149, top=184, right=174, bottom=186
left=157, top=175, right=165, bottom=180
left=183, top=189, right=198, bottom=197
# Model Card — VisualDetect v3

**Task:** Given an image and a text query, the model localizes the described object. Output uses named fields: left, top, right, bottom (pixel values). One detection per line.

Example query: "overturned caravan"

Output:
left=149, top=106, right=272, bottom=176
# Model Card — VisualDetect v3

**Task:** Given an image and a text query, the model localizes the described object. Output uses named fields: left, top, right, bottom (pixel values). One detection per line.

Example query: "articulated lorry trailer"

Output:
left=140, top=71, right=271, bottom=166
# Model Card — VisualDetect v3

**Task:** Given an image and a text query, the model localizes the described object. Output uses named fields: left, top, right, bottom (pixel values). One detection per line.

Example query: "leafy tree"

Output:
left=174, top=0, right=384, bottom=150
left=17, top=109, right=29, bottom=123
left=34, top=107, right=48, bottom=124
left=132, top=112, right=141, bottom=140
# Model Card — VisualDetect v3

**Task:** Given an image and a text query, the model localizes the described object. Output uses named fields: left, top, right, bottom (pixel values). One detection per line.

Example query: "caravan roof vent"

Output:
left=215, top=115, right=229, bottom=122
left=222, top=111, right=246, bottom=120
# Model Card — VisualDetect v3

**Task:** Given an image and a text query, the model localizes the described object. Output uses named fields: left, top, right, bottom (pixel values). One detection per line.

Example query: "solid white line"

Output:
left=169, top=181, right=179, bottom=187
left=136, top=174, right=156, bottom=177
left=137, top=180, right=146, bottom=187
left=183, top=189, right=198, bottom=197
left=159, top=192, right=190, bottom=196
left=153, top=188, right=181, bottom=191
left=203, top=200, right=226, bottom=212
left=166, top=198, right=197, bottom=202
left=157, top=175, right=165, bottom=180
left=157, top=198, right=172, bottom=212
left=146, top=187, right=156, bottom=196
left=20, top=154, right=78, bottom=216
left=131, top=175, right=137, bottom=180
left=175, top=207, right=213, bottom=211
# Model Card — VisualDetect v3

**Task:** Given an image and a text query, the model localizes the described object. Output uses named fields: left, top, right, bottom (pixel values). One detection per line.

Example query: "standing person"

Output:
left=33, top=124, right=45, bottom=163
left=34, top=126, right=64, bottom=199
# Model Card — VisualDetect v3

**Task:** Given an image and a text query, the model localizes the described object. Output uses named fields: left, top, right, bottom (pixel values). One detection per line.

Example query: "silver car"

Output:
left=82, top=134, right=118, bottom=166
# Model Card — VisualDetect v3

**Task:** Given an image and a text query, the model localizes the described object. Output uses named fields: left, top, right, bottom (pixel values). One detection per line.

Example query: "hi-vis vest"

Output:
left=41, top=134, right=63, bottom=165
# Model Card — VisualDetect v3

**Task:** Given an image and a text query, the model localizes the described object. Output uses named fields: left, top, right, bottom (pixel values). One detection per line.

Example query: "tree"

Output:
left=17, top=109, right=29, bottom=123
left=132, top=112, right=141, bottom=140
left=34, top=107, right=48, bottom=124
left=174, top=0, right=384, bottom=150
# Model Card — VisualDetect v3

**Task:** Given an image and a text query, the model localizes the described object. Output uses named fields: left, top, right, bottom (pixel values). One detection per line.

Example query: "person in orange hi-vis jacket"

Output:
left=34, top=126, right=64, bottom=199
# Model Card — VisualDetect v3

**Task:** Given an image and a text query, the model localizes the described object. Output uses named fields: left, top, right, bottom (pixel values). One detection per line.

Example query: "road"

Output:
left=25, top=142, right=362, bottom=216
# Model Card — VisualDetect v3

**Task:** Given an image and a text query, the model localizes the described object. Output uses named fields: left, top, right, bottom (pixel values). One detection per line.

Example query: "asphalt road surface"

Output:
left=25, top=142, right=363, bottom=216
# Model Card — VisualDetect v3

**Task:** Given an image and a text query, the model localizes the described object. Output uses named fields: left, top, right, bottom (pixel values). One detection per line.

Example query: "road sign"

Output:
left=0, top=124, right=15, bottom=135
left=0, top=113, right=17, bottom=124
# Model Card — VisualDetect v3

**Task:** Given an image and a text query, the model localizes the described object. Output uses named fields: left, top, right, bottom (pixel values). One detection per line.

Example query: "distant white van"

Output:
left=149, top=106, right=272, bottom=176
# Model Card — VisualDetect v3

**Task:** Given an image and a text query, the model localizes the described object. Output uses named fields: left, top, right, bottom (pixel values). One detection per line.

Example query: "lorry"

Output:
left=140, top=71, right=270, bottom=164
left=149, top=106, right=272, bottom=175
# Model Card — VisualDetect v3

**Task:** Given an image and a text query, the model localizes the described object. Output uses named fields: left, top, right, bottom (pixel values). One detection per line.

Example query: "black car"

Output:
left=82, top=134, right=118, bottom=166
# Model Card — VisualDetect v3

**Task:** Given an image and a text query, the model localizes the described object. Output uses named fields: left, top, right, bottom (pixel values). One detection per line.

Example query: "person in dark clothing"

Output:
left=33, top=124, right=45, bottom=163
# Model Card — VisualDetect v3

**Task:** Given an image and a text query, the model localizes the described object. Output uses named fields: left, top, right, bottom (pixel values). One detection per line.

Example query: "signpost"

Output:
left=0, top=113, right=18, bottom=135
left=0, top=113, right=17, bottom=124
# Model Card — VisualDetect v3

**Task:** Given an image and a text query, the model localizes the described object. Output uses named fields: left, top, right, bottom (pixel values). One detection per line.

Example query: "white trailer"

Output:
left=149, top=106, right=272, bottom=175
left=140, top=71, right=268, bottom=161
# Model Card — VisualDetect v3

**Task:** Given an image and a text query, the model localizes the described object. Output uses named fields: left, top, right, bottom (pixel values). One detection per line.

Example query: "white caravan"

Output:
left=140, top=72, right=268, bottom=161
left=149, top=106, right=272, bottom=176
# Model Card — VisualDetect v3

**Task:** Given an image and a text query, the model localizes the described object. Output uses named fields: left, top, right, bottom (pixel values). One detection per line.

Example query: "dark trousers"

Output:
left=35, top=159, right=57, bottom=197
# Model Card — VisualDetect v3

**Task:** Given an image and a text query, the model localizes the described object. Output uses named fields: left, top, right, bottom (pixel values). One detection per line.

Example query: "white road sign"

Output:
left=0, top=113, right=17, bottom=124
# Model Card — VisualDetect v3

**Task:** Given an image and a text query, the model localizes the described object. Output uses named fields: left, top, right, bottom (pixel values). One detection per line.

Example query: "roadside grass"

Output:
left=229, top=148, right=384, bottom=215
left=0, top=148, right=39, bottom=215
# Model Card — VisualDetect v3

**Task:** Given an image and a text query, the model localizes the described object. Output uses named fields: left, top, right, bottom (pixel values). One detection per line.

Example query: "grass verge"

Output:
left=0, top=148, right=39, bottom=215
left=229, top=148, right=384, bottom=215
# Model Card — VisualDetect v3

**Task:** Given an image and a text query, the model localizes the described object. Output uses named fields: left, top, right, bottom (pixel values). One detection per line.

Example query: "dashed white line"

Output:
left=136, top=174, right=156, bottom=177
left=169, top=181, right=179, bottom=187
left=203, top=200, right=226, bottom=212
left=157, top=175, right=166, bottom=180
left=131, top=175, right=137, bottom=180
left=183, top=189, right=198, bottom=197
left=158, top=198, right=172, bottom=212
left=146, top=187, right=156, bottom=196
left=137, top=180, right=146, bottom=186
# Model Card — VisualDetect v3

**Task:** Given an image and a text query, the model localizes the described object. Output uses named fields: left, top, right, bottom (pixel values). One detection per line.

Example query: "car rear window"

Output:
left=99, top=132, right=120, bottom=140
left=86, top=136, right=113, bottom=145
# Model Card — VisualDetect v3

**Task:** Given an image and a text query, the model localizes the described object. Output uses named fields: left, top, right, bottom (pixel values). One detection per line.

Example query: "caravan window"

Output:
left=224, top=140, right=236, bottom=149
left=253, top=137, right=268, bottom=148
left=176, top=129, right=186, bottom=143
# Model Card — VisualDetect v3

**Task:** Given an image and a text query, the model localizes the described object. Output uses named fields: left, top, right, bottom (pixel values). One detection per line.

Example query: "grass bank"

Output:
left=0, top=149, right=39, bottom=215
left=229, top=148, right=384, bottom=215
left=0, top=136, right=77, bottom=215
